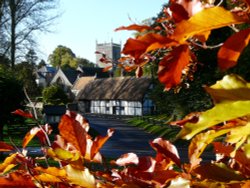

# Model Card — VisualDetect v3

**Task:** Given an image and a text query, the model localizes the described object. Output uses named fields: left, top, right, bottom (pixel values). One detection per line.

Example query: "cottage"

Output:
left=76, top=77, right=154, bottom=116
left=35, top=65, right=56, bottom=87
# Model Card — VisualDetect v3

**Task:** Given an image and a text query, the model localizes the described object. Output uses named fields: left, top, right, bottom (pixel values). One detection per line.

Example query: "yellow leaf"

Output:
left=172, top=7, right=245, bottom=43
left=34, top=173, right=62, bottom=183
left=205, top=74, right=250, bottom=103
left=65, top=165, right=96, bottom=188
left=177, top=101, right=250, bottom=140
left=0, top=154, right=17, bottom=174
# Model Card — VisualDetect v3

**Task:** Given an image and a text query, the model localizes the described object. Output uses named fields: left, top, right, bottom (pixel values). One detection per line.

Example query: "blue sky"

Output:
left=38, top=0, right=166, bottom=63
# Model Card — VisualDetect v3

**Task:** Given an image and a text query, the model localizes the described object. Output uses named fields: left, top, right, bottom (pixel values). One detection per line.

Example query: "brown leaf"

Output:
left=169, top=2, right=189, bottom=22
left=158, top=44, right=190, bottom=90
left=58, top=114, right=88, bottom=156
left=218, top=28, right=250, bottom=70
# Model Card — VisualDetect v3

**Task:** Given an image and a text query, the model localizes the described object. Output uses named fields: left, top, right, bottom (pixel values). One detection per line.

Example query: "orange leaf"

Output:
left=158, top=44, right=190, bottom=90
left=218, top=28, right=250, bottom=70
left=172, top=7, right=245, bottom=43
left=90, top=128, right=114, bottom=159
left=150, top=138, right=181, bottom=167
left=0, top=171, right=35, bottom=188
left=115, top=24, right=152, bottom=32
left=102, top=65, right=112, bottom=72
left=58, top=114, right=88, bottom=156
left=12, top=109, right=33, bottom=119
left=122, top=33, right=177, bottom=59
left=22, top=127, right=41, bottom=148
left=0, top=141, right=14, bottom=151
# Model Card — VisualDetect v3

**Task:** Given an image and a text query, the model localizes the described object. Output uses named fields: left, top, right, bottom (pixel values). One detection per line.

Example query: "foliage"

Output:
left=42, top=85, right=69, bottom=105
left=48, top=45, right=94, bottom=68
left=1, top=0, right=250, bottom=187
left=0, top=67, right=25, bottom=140
left=14, top=61, right=41, bottom=97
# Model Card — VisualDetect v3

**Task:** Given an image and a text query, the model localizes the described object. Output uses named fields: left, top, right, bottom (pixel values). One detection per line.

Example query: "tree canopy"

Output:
left=48, top=45, right=95, bottom=68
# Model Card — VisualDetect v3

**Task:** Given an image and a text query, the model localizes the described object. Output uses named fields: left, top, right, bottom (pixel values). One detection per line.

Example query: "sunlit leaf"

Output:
left=12, top=109, right=33, bottom=119
left=122, top=33, right=177, bottom=59
left=90, top=128, right=114, bottom=159
left=188, top=129, right=230, bottom=169
left=167, top=176, right=190, bottom=188
left=205, top=74, right=250, bottom=104
left=192, top=163, right=245, bottom=182
left=175, top=0, right=205, bottom=17
left=177, top=101, right=250, bottom=140
left=0, top=141, right=14, bottom=151
left=65, top=165, right=96, bottom=188
left=0, top=171, right=35, bottom=188
left=116, top=153, right=139, bottom=166
left=58, top=114, right=88, bottom=156
left=0, top=154, right=17, bottom=174
left=218, top=28, right=250, bottom=70
left=102, top=65, right=113, bottom=72
left=172, top=7, right=245, bottom=43
left=115, top=24, right=152, bottom=32
left=158, top=44, right=190, bottom=90
left=135, top=66, right=143, bottom=78
left=35, top=166, right=66, bottom=177
left=22, top=127, right=41, bottom=148
left=150, top=138, right=181, bottom=167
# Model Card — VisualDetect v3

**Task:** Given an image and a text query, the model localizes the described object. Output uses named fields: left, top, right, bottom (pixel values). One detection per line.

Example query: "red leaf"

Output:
left=150, top=138, right=181, bottom=167
left=218, top=28, right=250, bottom=70
left=170, top=3, right=189, bottom=22
left=0, top=141, right=14, bottom=151
left=115, top=24, right=152, bottom=32
left=135, top=66, right=143, bottom=78
left=158, top=44, right=190, bottom=90
left=12, top=109, right=33, bottom=119
left=58, top=114, right=88, bottom=156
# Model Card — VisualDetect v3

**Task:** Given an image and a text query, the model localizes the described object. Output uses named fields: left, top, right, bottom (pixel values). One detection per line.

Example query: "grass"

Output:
left=127, top=115, right=186, bottom=145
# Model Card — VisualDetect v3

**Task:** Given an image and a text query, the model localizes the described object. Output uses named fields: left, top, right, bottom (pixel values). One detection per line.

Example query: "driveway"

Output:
left=85, top=115, right=156, bottom=158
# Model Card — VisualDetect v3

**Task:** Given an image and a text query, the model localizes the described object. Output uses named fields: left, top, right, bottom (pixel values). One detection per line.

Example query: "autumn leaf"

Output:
left=22, top=127, right=41, bottom=148
left=169, top=3, right=189, bottom=22
left=177, top=101, right=250, bottom=140
left=172, top=7, right=245, bottom=43
left=0, top=141, right=14, bottom=152
left=0, top=154, right=17, bottom=174
left=34, top=166, right=66, bottom=183
left=135, top=66, right=143, bottom=77
left=188, top=129, right=230, bottom=169
left=90, top=128, right=114, bottom=159
left=115, top=153, right=139, bottom=166
left=0, top=171, right=35, bottom=188
left=218, top=28, right=250, bottom=70
left=65, top=165, right=96, bottom=188
left=192, top=163, right=245, bottom=182
left=205, top=74, right=250, bottom=104
left=58, top=114, right=88, bottom=156
left=102, top=65, right=113, bottom=72
left=115, top=24, right=152, bottom=32
left=12, top=109, right=33, bottom=119
left=158, top=44, right=190, bottom=90
left=150, top=138, right=181, bottom=167
left=122, top=33, right=177, bottom=59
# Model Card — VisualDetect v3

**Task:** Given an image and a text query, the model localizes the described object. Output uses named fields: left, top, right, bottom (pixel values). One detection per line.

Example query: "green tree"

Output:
left=48, top=45, right=77, bottom=68
left=42, top=85, right=69, bottom=105
left=0, top=67, right=25, bottom=140
left=76, top=57, right=95, bottom=67
left=14, top=61, right=41, bottom=97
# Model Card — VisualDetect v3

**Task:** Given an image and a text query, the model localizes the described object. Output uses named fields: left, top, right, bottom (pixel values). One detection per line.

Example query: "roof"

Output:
left=62, top=68, right=79, bottom=84
left=77, top=77, right=152, bottom=101
left=72, top=76, right=96, bottom=91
